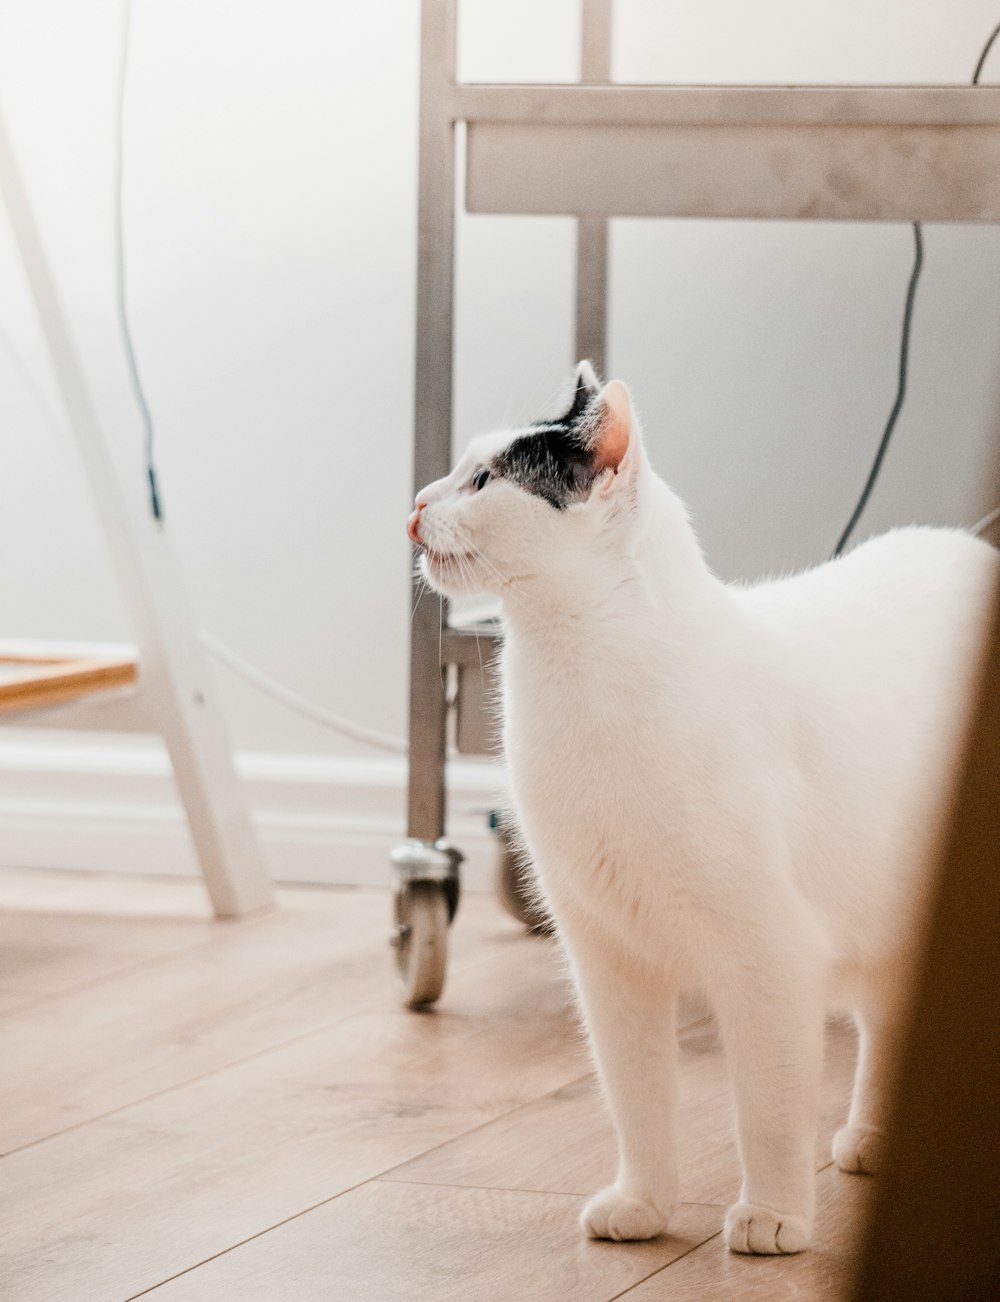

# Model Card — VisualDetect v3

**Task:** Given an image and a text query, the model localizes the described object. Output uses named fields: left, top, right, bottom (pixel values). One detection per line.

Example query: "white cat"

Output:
left=407, top=362, right=998, bottom=1254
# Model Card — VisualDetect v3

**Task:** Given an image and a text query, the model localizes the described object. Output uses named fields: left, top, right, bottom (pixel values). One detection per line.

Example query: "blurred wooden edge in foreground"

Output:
left=851, top=572, right=1000, bottom=1301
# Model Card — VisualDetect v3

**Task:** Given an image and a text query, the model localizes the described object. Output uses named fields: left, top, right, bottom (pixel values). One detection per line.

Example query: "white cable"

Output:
left=971, top=503, right=1000, bottom=537
left=199, top=630, right=408, bottom=754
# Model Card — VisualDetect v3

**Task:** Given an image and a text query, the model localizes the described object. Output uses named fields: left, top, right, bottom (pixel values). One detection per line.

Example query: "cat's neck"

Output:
left=501, top=476, right=728, bottom=643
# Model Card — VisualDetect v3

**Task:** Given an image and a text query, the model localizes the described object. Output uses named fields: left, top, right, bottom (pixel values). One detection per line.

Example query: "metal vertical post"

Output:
left=407, top=0, right=458, bottom=840
left=575, top=0, right=612, bottom=377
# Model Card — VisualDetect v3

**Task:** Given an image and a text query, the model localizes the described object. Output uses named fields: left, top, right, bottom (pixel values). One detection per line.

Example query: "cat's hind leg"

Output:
left=566, top=939, right=680, bottom=1242
left=834, top=972, right=906, bottom=1176
left=714, top=933, right=825, bottom=1255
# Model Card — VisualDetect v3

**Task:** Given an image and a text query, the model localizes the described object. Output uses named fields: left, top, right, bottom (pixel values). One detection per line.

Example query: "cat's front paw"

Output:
left=833, top=1122, right=885, bottom=1175
left=581, top=1187, right=671, bottom=1242
left=724, top=1202, right=811, bottom=1255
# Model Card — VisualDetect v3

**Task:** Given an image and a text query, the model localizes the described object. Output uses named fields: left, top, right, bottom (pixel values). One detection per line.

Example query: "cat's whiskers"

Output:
left=453, top=531, right=519, bottom=595
left=469, top=585, right=485, bottom=677
left=429, top=523, right=464, bottom=672
left=433, top=522, right=485, bottom=588
left=424, top=521, right=497, bottom=677
left=410, top=560, right=433, bottom=630
left=451, top=550, right=486, bottom=677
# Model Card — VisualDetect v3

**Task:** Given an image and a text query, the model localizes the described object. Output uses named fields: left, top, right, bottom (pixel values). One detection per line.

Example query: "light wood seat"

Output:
left=0, top=641, right=138, bottom=719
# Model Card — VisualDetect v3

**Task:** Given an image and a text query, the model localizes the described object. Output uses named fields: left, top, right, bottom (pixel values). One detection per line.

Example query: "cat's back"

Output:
left=740, top=526, right=995, bottom=870
left=733, top=525, right=996, bottom=820
left=740, top=526, right=997, bottom=660
left=736, top=527, right=996, bottom=953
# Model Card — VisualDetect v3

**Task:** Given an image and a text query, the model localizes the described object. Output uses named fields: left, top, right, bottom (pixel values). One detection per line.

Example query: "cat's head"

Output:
left=407, top=361, right=650, bottom=601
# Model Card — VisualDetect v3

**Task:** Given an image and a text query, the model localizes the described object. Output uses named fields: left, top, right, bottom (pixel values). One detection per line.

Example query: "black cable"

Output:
left=832, top=222, right=923, bottom=558
left=973, top=18, right=1000, bottom=84
left=832, top=15, right=999, bottom=558
left=114, top=0, right=163, bottom=523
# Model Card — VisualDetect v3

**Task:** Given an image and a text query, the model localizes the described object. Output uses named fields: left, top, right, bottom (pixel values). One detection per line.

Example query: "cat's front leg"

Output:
left=713, top=946, right=825, bottom=1255
left=564, top=935, right=679, bottom=1242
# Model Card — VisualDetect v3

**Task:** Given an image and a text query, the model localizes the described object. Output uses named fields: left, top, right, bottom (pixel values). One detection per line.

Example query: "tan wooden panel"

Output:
left=141, top=1182, right=723, bottom=1302
left=0, top=867, right=215, bottom=918
left=0, top=924, right=585, bottom=1300
left=0, top=908, right=216, bottom=1000
left=0, top=654, right=137, bottom=716
left=0, top=986, right=35, bottom=1014
left=853, top=585, right=1000, bottom=1300
left=387, top=1019, right=857, bottom=1206
left=622, top=1164, right=873, bottom=1299
left=467, top=121, right=1000, bottom=222
left=0, top=889, right=541, bottom=1152
left=0, top=870, right=219, bottom=1009
left=0, top=873, right=866, bottom=1302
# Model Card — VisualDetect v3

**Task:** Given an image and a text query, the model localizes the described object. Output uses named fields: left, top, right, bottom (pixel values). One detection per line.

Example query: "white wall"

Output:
left=0, top=0, right=998, bottom=883
left=0, top=0, right=421, bottom=762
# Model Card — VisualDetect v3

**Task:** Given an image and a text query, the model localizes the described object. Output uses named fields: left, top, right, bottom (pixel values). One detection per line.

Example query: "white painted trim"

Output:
left=0, top=738, right=506, bottom=892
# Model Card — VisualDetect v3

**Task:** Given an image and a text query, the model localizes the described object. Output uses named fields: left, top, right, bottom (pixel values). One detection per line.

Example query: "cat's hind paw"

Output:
left=581, top=1188, right=671, bottom=1242
left=833, top=1122, right=885, bottom=1175
left=724, top=1202, right=811, bottom=1255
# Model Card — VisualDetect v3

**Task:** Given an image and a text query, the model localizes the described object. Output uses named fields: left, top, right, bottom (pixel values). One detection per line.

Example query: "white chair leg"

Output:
left=0, top=104, right=272, bottom=918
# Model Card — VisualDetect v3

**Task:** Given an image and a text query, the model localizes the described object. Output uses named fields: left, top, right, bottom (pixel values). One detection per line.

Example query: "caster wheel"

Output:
left=491, top=812, right=553, bottom=934
left=392, top=880, right=450, bottom=1008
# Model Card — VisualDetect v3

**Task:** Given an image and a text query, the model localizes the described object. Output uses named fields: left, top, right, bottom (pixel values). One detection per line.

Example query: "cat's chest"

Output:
left=498, top=636, right=784, bottom=884
left=500, top=648, right=680, bottom=848
left=501, top=638, right=662, bottom=743
left=499, top=626, right=710, bottom=770
left=503, top=670, right=656, bottom=808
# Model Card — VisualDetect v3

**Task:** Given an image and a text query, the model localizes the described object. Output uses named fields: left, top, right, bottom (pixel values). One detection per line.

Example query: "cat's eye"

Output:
left=471, top=467, right=490, bottom=492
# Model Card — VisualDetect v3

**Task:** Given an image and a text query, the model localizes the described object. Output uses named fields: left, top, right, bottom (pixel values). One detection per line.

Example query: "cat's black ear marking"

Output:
left=491, top=363, right=607, bottom=509
left=569, top=458, right=598, bottom=495
left=563, top=360, right=601, bottom=424
left=492, top=427, right=599, bottom=510
left=575, top=359, right=601, bottom=393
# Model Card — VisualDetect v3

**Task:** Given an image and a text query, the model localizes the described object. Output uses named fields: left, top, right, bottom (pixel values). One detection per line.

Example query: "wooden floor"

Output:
left=0, top=870, right=871, bottom=1301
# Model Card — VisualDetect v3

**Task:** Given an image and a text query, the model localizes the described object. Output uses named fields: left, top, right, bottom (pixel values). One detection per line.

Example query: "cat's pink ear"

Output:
left=590, top=381, right=634, bottom=481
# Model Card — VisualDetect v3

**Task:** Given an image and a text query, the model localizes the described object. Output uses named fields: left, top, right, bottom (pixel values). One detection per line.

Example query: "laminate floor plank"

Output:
left=0, top=894, right=385, bottom=1152
left=619, top=1164, right=874, bottom=1300
left=0, top=902, right=587, bottom=1302
left=0, top=984, right=39, bottom=1013
left=0, top=870, right=220, bottom=1007
left=138, top=1182, right=725, bottom=1302
left=0, top=884, right=544, bottom=1153
left=1, top=874, right=865, bottom=1302
left=386, top=1019, right=857, bottom=1207
left=0, top=908, right=219, bottom=1003
left=0, top=869, right=216, bottom=919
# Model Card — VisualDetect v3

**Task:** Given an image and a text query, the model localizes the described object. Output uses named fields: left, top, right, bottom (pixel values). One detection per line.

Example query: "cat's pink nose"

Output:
left=407, top=503, right=425, bottom=545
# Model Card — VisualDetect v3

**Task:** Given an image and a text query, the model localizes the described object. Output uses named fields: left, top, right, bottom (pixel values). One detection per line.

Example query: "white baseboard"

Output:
left=0, top=737, right=506, bottom=892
